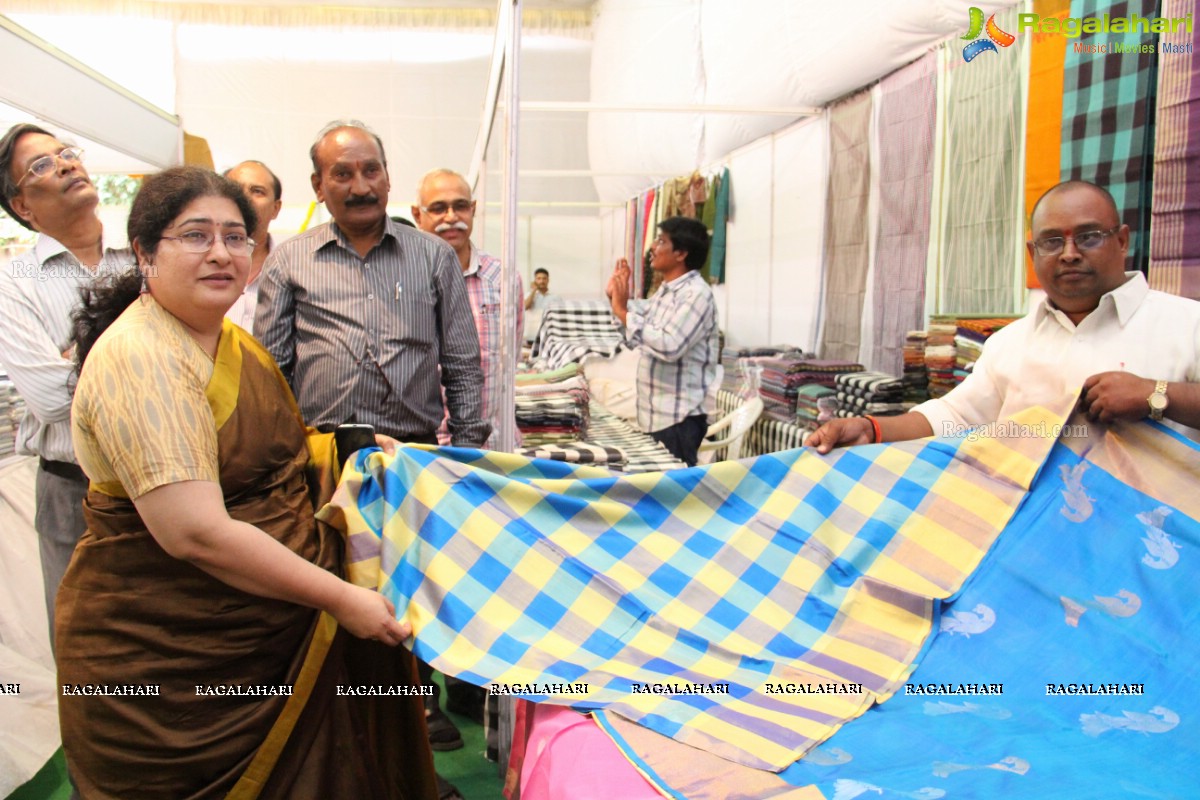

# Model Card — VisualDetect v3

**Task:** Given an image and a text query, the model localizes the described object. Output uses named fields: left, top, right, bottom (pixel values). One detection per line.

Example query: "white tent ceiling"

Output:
left=1, top=0, right=1016, bottom=217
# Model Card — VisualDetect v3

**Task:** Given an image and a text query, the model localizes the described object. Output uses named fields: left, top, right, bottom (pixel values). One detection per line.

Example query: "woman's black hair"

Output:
left=72, top=166, right=258, bottom=372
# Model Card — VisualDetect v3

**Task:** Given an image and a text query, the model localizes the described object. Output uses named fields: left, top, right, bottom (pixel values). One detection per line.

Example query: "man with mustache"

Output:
left=255, top=121, right=488, bottom=449
left=809, top=180, right=1200, bottom=450
left=413, top=168, right=523, bottom=450
left=0, top=123, right=134, bottom=643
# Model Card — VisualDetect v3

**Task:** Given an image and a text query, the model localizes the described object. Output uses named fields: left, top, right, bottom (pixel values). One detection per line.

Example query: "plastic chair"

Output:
left=698, top=396, right=764, bottom=462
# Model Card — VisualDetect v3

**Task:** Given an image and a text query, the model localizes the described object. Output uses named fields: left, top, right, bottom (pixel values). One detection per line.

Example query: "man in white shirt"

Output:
left=223, top=160, right=282, bottom=331
left=0, top=123, right=133, bottom=642
left=809, top=180, right=1200, bottom=450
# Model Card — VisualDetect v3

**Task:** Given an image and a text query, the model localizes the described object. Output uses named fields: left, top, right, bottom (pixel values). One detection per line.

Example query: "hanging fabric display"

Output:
left=941, top=7, right=1023, bottom=315
left=819, top=88, right=873, bottom=363
left=1023, top=0, right=1071, bottom=289
left=1148, top=0, right=1200, bottom=300
left=870, top=52, right=937, bottom=377
left=1060, top=0, right=1158, bottom=274
left=701, top=167, right=730, bottom=285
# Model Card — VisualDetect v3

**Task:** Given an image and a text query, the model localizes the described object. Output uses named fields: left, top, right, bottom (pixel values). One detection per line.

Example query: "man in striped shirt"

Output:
left=255, top=121, right=489, bottom=447
left=0, top=123, right=134, bottom=643
left=608, top=216, right=719, bottom=466
left=413, top=168, right=523, bottom=450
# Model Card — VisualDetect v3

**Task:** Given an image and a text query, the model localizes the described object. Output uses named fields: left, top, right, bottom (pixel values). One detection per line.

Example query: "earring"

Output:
left=140, top=272, right=149, bottom=294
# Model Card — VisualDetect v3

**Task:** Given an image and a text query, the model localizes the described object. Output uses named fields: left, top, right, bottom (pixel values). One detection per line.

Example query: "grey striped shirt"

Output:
left=0, top=233, right=134, bottom=462
left=254, top=218, right=489, bottom=445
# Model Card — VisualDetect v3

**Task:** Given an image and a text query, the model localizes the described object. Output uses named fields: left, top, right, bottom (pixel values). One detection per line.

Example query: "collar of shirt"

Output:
left=34, top=229, right=133, bottom=275
left=1034, top=271, right=1148, bottom=331
left=462, top=243, right=482, bottom=278
left=314, top=219, right=401, bottom=257
left=656, top=268, right=704, bottom=297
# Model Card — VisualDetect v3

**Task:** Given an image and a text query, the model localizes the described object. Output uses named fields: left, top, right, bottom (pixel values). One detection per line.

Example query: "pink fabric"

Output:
left=517, top=705, right=662, bottom=800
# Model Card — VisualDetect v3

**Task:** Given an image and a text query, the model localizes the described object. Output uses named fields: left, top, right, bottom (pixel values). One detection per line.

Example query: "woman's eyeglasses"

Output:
left=161, top=231, right=255, bottom=254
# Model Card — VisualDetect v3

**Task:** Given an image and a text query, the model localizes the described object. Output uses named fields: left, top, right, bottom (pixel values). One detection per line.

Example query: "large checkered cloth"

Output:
left=320, top=402, right=1065, bottom=771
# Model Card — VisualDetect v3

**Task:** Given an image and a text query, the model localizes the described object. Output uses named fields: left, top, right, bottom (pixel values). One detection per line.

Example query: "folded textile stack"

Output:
left=530, top=301, right=625, bottom=371
left=794, top=384, right=837, bottom=431
left=0, top=371, right=23, bottom=457
left=514, top=363, right=590, bottom=446
left=834, top=371, right=907, bottom=418
left=902, top=330, right=929, bottom=403
left=514, top=390, right=589, bottom=446
left=760, top=358, right=863, bottom=423
left=924, top=321, right=957, bottom=398
left=954, top=317, right=1017, bottom=384
left=516, top=442, right=627, bottom=470
left=719, top=345, right=800, bottom=394
left=515, top=362, right=578, bottom=386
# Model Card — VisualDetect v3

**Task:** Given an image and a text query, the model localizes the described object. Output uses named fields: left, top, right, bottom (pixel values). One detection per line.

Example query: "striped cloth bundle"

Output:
left=321, top=400, right=1067, bottom=771
left=530, top=301, right=625, bottom=371
left=761, top=358, right=863, bottom=423
left=834, top=371, right=907, bottom=418
left=584, top=403, right=685, bottom=473
left=516, top=442, right=627, bottom=469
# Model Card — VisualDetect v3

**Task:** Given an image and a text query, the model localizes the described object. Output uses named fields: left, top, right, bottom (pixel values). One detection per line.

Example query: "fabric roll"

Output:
left=820, top=88, right=873, bottom=362
left=941, top=7, right=1023, bottom=315
left=871, top=52, right=936, bottom=377
left=1148, top=0, right=1200, bottom=300
left=1023, top=0, right=1071, bottom=289
left=1061, top=0, right=1158, bottom=274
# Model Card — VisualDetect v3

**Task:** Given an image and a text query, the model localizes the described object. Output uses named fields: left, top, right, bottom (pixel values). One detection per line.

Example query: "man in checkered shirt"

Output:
left=608, top=216, right=720, bottom=466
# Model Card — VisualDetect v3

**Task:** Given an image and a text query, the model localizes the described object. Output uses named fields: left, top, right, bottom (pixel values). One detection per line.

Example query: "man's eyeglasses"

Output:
left=1031, top=227, right=1120, bottom=257
left=420, top=200, right=474, bottom=216
left=15, top=147, right=85, bottom=189
left=161, top=231, right=255, bottom=254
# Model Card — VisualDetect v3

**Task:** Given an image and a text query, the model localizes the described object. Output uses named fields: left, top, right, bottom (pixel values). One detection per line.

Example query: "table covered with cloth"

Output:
left=318, top=396, right=1199, bottom=797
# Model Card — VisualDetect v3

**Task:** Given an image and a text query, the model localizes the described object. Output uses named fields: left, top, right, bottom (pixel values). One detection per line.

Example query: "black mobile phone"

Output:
left=334, top=423, right=376, bottom=465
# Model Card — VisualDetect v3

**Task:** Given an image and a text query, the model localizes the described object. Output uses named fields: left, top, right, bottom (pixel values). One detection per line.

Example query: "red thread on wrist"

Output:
left=865, top=415, right=882, bottom=444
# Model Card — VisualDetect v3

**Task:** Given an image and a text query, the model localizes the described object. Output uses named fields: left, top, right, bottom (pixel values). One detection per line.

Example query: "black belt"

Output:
left=38, top=458, right=87, bottom=483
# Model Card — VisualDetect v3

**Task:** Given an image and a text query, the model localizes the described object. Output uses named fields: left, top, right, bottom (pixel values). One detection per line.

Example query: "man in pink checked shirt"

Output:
left=413, top=168, right=524, bottom=451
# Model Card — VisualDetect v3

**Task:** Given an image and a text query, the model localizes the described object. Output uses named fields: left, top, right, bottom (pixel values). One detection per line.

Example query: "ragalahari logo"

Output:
left=962, top=6, right=1016, bottom=61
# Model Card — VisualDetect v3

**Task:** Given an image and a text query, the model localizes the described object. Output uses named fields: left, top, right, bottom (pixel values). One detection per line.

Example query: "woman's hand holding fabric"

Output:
left=330, top=583, right=412, bottom=645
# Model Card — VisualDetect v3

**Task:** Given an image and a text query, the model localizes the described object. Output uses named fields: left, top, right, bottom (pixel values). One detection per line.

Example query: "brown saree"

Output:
left=56, top=318, right=437, bottom=800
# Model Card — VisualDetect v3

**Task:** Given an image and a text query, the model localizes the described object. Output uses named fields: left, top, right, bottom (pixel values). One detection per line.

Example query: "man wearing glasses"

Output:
left=255, top=121, right=488, bottom=448
left=413, top=168, right=523, bottom=450
left=0, top=123, right=133, bottom=642
left=809, top=180, right=1200, bottom=451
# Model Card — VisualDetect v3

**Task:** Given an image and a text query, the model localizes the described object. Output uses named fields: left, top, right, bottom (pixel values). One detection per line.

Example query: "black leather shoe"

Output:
left=426, top=706, right=464, bottom=751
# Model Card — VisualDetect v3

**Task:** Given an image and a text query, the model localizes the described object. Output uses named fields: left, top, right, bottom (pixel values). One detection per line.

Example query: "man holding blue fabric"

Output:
left=608, top=216, right=719, bottom=466
left=810, top=180, right=1200, bottom=451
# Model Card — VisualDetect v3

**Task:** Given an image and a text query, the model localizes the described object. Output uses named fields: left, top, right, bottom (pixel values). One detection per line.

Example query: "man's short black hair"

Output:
left=223, top=160, right=282, bottom=202
left=0, top=122, right=55, bottom=231
left=534, top=268, right=549, bottom=277
left=658, top=216, right=710, bottom=271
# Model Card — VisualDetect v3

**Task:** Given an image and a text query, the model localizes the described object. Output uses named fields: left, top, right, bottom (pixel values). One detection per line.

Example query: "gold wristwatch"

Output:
left=1147, top=380, right=1169, bottom=421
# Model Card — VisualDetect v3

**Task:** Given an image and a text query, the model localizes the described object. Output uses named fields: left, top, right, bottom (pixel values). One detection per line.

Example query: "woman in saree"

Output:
left=56, top=166, right=438, bottom=799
